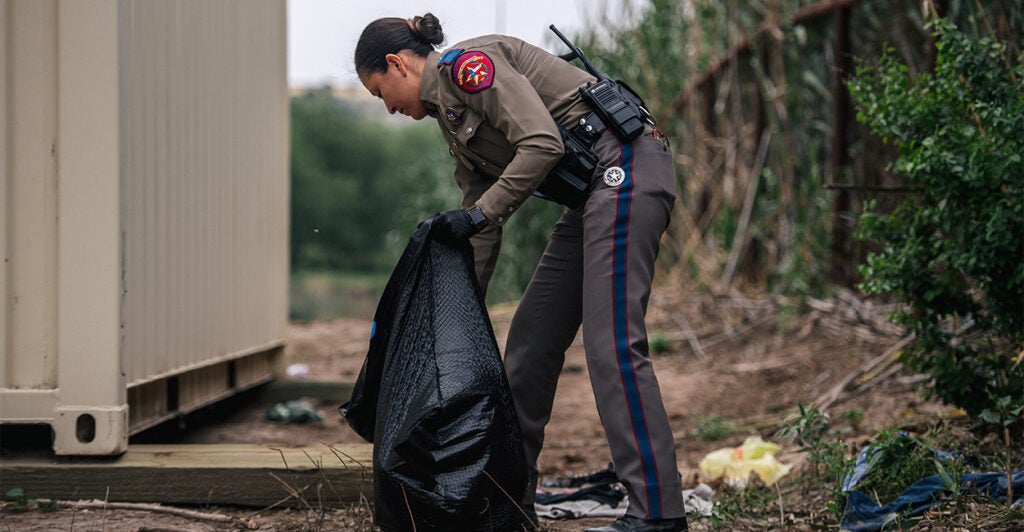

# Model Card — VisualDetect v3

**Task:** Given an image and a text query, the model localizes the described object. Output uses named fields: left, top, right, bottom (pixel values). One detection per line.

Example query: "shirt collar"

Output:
left=420, top=50, right=444, bottom=117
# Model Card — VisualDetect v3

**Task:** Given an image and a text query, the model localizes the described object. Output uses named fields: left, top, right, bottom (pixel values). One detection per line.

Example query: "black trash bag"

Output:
left=340, top=216, right=529, bottom=532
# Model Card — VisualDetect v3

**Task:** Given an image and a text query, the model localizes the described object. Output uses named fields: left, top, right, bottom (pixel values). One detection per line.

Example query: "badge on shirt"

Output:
left=452, top=51, right=494, bottom=93
left=444, top=107, right=461, bottom=124
left=604, top=166, right=626, bottom=187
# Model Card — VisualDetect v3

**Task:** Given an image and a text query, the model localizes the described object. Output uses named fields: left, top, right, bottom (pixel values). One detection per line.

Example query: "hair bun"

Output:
left=355, top=13, right=444, bottom=75
left=410, top=13, right=444, bottom=46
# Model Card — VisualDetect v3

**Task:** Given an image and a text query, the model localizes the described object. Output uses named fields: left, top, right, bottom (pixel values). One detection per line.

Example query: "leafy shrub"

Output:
left=692, top=414, right=738, bottom=441
left=649, top=332, right=671, bottom=354
left=289, top=88, right=563, bottom=305
left=777, top=405, right=851, bottom=520
left=849, top=20, right=1024, bottom=430
left=290, top=88, right=457, bottom=273
left=4, top=488, right=57, bottom=512
left=854, top=430, right=945, bottom=503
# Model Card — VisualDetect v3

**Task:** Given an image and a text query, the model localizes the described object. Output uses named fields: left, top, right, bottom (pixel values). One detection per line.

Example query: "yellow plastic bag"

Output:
left=698, top=436, right=792, bottom=486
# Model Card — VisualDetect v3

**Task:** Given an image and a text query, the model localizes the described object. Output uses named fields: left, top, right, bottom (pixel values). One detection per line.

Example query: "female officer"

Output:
left=355, top=13, right=688, bottom=532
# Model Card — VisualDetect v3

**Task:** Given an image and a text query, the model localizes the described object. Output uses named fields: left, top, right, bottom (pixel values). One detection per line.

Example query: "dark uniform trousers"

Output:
left=500, top=126, right=687, bottom=520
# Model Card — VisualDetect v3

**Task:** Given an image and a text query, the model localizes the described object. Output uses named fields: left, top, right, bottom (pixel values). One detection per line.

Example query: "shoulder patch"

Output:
left=437, top=48, right=464, bottom=68
left=452, top=51, right=495, bottom=94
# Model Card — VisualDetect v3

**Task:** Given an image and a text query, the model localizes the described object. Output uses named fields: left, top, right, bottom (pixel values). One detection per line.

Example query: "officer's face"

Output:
left=361, top=52, right=427, bottom=120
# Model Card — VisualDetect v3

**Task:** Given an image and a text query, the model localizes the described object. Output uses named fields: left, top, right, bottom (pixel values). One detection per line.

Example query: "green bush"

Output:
left=777, top=405, right=851, bottom=520
left=849, top=20, right=1023, bottom=429
left=289, top=88, right=555, bottom=306
left=691, top=414, right=738, bottom=442
left=854, top=430, right=946, bottom=504
left=290, top=88, right=456, bottom=273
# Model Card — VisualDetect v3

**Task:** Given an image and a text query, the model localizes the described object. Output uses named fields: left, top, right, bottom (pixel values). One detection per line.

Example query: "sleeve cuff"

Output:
left=476, top=188, right=521, bottom=226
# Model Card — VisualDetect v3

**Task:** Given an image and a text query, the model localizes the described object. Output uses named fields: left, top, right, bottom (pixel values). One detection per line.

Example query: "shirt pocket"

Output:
left=467, top=124, right=514, bottom=173
left=449, top=107, right=483, bottom=142
left=450, top=110, right=508, bottom=178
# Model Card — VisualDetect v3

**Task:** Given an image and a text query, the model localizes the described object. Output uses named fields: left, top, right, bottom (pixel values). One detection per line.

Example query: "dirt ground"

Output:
left=2, top=287, right=953, bottom=531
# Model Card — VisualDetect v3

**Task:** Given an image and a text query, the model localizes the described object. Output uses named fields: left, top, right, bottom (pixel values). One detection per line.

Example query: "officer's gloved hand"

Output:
left=432, top=209, right=481, bottom=244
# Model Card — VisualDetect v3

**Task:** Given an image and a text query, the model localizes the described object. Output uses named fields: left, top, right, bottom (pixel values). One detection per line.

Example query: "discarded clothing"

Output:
left=541, top=462, right=618, bottom=488
left=682, top=483, right=717, bottom=518
left=339, top=217, right=528, bottom=532
left=536, top=496, right=627, bottom=520
left=841, top=437, right=1024, bottom=531
left=537, top=483, right=625, bottom=506
left=535, top=483, right=715, bottom=520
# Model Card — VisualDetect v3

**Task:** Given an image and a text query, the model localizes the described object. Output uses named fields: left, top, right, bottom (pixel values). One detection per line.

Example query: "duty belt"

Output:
left=533, top=111, right=606, bottom=209
left=567, top=112, right=607, bottom=148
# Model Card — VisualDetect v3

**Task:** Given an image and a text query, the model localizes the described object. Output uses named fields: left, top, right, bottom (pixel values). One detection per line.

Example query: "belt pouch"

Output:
left=535, top=126, right=598, bottom=209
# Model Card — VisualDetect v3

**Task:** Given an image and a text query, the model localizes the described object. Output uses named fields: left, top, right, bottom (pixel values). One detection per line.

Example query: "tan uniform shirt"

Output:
left=422, top=35, right=596, bottom=226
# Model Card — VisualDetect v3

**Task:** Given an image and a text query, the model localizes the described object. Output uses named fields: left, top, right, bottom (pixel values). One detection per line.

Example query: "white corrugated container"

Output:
left=1, top=0, right=289, bottom=455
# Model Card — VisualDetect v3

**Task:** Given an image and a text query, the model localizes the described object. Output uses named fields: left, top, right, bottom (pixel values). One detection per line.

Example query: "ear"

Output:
left=385, top=53, right=408, bottom=76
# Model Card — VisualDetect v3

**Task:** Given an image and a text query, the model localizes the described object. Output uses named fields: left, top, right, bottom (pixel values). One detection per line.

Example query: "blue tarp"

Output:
left=840, top=437, right=1024, bottom=531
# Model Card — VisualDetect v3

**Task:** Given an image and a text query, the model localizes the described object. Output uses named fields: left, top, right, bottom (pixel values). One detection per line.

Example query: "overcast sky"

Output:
left=287, top=0, right=635, bottom=88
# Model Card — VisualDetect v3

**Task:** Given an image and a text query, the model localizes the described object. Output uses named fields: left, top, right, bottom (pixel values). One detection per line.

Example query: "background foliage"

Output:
left=290, top=88, right=456, bottom=273
left=288, top=88, right=562, bottom=310
left=289, top=1, right=1022, bottom=328
left=574, top=0, right=1021, bottom=294
left=850, top=19, right=1023, bottom=426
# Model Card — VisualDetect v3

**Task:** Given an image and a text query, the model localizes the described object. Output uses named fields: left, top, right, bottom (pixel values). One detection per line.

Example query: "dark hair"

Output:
left=355, top=13, right=445, bottom=76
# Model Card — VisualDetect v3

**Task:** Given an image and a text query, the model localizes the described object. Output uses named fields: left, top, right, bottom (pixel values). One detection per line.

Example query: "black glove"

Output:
left=433, top=209, right=482, bottom=244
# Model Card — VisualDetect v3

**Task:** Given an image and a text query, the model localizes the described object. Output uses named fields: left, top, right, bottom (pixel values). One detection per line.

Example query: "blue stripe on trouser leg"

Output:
left=612, top=141, right=663, bottom=519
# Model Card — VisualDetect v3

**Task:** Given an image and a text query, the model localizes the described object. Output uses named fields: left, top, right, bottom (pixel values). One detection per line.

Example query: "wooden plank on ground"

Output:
left=0, top=443, right=374, bottom=508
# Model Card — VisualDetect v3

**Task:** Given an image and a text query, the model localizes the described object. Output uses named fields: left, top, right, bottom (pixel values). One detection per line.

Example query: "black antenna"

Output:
left=549, top=25, right=607, bottom=80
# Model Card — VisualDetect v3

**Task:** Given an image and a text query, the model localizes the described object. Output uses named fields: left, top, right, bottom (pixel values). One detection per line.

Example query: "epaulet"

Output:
left=437, top=48, right=465, bottom=68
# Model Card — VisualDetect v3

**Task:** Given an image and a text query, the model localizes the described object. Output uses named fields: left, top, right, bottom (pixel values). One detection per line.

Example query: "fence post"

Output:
left=829, top=5, right=854, bottom=285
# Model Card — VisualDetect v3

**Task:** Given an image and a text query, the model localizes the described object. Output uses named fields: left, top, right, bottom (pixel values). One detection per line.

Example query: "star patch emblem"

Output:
left=452, top=51, right=494, bottom=94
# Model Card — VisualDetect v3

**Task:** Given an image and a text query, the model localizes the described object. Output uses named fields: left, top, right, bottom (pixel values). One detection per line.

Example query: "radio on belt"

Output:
left=549, top=24, right=655, bottom=142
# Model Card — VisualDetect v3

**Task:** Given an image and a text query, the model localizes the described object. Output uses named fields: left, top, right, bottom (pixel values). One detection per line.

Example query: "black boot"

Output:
left=584, top=515, right=688, bottom=532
